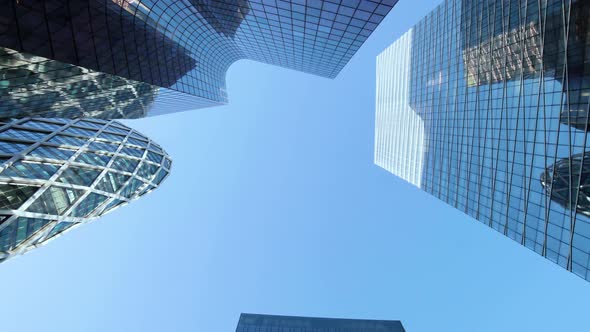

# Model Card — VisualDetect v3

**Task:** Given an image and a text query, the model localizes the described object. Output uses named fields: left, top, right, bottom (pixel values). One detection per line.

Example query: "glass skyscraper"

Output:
left=0, top=117, right=171, bottom=262
left=235, top=313, right=405, bottom=332
left=375, top=0, right=590, bottom=280
left=1, top=0, right=398, bottom=118
left=0, top=47, right=159, bottom=120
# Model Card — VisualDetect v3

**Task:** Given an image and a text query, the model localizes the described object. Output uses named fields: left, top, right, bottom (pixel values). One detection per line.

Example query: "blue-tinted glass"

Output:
left=95, top=172, right=130, bottom=193
left=0, top=141, right=29, bottom=155
left=0, top=217, right=51, bottom=251
left=45, top=221, right=75, bottom=239
left=236, top=314, right=405, bottom=332
left=375, top=0, right=590, bottom=281
left=120, top=146, right=144, bottom=158
left=57, top=167, right=101, bottom=186
left=20, top=120, right=62, bottom=131
left=75, top=152, right=110, bottom=167
left=48, top=135, right=88, bottom=148
left=120, top=178, right=145, bottom=198
left=69, top=193, right=108, bottom=218
left=88, top=141, right=119, bottom=153
left=146, top=151, right=163, bottom=163
left=152, top=169, right=169, bottom=185
left=0, top=161, right=59, bottom=180
left=62, top=126, right=96, bottom=137
left=126, top=137, right=148, bottom=148
left=0, top=129, right=47, bottom=141
left=0, top=1, right=396, bottom=119
left=27, top=186, right=83, bottom=215
left=98, top=132, right=125, bottom=142
left=29, top=146, right=75, bottom=160
left=136, top=162, right=159, bottom=181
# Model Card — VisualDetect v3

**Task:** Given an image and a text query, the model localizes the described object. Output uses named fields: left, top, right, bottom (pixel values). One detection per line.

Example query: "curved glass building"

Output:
left=0, top=0, right=398, bottom=117
left=0, top=117, right=171, bottom=262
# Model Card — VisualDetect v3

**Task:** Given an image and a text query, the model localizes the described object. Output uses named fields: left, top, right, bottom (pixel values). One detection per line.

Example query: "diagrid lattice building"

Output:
left=375, top=0, right=590, bottom=280
left=0, top=117, right=171, bottom=262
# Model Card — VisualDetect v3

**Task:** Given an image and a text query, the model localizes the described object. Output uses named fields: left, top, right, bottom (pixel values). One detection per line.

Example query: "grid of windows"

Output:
left=1, top=0, right=196, bottom=88
left=235, top=314, right=405, bottom=332
left=375, top=0, right=590, bottom=280
left=375, top=29, right=425, bottom=187
left=0, top=0, right=397, bottom=117
left=0, top=117, right=171, bottom=263
left=0, top=47, right=160, bottom=120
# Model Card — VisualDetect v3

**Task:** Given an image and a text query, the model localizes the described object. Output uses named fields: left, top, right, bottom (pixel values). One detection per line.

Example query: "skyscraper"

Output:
left=375, top=0, right=590, bottom=280
left=235, top=313, right=405, bottom=332
left=0, top=0, right=398, bottom=118
left=0, top=47, right=159, bottom=120
left=0, top=117, right=171, bottom=262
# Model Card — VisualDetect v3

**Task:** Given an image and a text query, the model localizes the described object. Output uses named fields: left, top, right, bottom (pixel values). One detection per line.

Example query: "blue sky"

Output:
left=2, top=1, right=590, bottom=331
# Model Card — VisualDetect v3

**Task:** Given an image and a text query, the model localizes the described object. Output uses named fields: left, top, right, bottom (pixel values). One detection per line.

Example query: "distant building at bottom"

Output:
left=235, top=313, right=405, bottom=332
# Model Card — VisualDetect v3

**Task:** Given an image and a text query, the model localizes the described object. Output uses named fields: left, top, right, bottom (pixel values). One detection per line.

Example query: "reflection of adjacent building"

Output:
left=560, top=109, right=590, bottom=131
left=235, top=313, right=406, bottom=332
left=191, top=0, right=250, bottom=38
left=1, top=0, right=197, bottom=88
left=461, top=0, right=590, bottom=222
left=376, top=0, right=590, bottom=281
left=462, top=0, right=590, bottom=116
left=0, top=1, right=398, bottom=117
left=541, top=151, right=590, bottom=218
left=0, top=47, right=158, bottom=120
left=0, top=117, right=171, bottom=263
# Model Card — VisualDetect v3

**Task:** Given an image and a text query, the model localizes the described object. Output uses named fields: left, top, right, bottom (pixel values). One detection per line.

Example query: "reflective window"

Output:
left=29, top=146, right=75, bottom=160
left=48, top=135, right=88, bottom=148
left=375, top=0, right=590, bottom=280
left=0, top=118, right=171, bottom=261
left=111, top=157, right=139, bottom=173
left=27, top=186, right=83, bottom=215
left=0, top=141, right=29, bottom=155
left=57, top=167, right=101, bottom=186
left=0, top=161, right=59, bottom=180
left=75, top=152, right=110, bottom=167
left=69, top=193, right=108, bottom=218
left=0, top=129, right=47, bottom=141
left=120, top=178, right=146, bottom=198
left=20, top=120, right=62, bottom=132
left=0, top=184, right=38, bottom=210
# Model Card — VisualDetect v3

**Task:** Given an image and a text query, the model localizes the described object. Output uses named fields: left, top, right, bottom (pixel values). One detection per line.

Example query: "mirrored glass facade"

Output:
left=0, top=0, right=398, bottom=116
left=0, top=117, right=171, bottom=262
left=0, top=47, right=159, bottom=120
left=236, top=313, right=405, bottom=332
left=375, top=0, right=590, bottom=280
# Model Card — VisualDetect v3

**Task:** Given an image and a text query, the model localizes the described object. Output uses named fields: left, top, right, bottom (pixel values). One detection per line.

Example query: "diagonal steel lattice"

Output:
left=0, top=117, right=171, bottom=262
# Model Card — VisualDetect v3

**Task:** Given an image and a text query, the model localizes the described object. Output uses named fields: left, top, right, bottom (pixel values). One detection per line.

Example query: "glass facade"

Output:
left=375, top=0, right=590, bottom=280
left=0, top=117, right=171, bottom=262
left=0, top=47, right=160, bottom=120
left=0, top=0, right=398, bottom=116
left=235, top=313, right=405, bottom=332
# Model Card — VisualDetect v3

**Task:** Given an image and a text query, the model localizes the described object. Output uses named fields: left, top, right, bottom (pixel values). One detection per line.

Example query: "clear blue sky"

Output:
left=2, top=1, right=590, bottom=331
